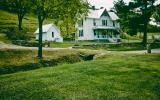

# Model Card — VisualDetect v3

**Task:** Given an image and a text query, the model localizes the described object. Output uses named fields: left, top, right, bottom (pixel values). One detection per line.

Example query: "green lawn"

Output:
left=50, top=41, right=113, bottom=48
left=0, top=53, right=160, bottom=100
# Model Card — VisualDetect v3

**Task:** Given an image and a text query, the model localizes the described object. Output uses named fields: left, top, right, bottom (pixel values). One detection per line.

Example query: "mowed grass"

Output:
left=50, top=41, right=112, bottom=48
left=0, top=53, right=160, bottom=100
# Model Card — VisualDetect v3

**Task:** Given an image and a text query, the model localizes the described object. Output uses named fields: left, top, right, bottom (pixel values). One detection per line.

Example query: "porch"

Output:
left=93, top=29, right=120, bottom=40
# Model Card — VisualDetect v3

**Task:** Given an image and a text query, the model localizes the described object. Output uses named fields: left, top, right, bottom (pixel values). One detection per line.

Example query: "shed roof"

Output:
left=35, top=23, right=60, bottom=33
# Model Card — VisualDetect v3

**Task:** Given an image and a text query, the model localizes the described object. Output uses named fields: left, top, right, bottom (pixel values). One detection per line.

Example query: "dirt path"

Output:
left=0, top=42, right=69, bottom=51
left=0, top=42, right=160, bottom=54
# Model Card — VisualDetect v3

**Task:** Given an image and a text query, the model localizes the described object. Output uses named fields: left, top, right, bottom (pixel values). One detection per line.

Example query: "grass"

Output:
left=0, top=49, right=96, bottom=67
left=0, top=10, right=53, bottom=42
left=0, top=33, right=10, bottom=43
left=50, top=41, right=113, bottom=48
left=73, top=43, right=147, bottom=51
left=148, top=32, right=160, bottom=35
left=0, top=49, right=97, bottom=74
left=0, top=53, right=160, bottom=100
left=74, top=45, right=145, bottom=51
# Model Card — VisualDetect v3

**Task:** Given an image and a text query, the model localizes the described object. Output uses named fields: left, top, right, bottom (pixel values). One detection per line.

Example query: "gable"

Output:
left=86, top=8, right=119, bottom=20
left=101, top=9, right=109, bottom=17
left=35, top=24, right=60, bottom=34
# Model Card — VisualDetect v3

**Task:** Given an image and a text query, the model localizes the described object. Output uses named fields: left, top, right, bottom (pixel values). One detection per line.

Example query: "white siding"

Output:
left=36, top=33, right=47, bottom=41
left=77, top=14, right=120, bottom=41
left=35, top=26, right=63, bottom=42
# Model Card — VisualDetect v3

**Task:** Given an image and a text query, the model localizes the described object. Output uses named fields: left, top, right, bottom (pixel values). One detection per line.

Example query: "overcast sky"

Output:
left=88, top=0, right=160, bottom=10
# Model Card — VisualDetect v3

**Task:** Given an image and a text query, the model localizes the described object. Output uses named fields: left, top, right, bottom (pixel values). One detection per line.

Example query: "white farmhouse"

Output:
left=76, top=7, right=120, bottom=42
left=35, top=24, right=63, bottom=42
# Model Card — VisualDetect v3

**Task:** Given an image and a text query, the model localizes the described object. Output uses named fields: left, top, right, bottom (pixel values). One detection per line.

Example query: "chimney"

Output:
left=92, top=6, right=96, bottom=10
left=100, top=7, right=104, bottom=9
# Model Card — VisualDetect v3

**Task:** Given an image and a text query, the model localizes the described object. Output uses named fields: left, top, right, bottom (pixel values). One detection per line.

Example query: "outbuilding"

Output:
left=35, top=24, right=63, bottom=42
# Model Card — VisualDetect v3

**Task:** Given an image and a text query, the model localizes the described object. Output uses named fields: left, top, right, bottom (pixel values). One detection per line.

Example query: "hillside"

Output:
left=0, top=53, right=160, bottom=99
left=0, top=10, right=53, bottom=43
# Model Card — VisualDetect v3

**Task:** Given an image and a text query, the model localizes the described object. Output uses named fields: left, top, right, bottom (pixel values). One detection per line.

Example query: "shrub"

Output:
left=12, top=40, right=45, bottom=47
left=6, top=27, right=31, bottom=40
left=150, top=42, right=160, bottom=49
left=120, top=33, right=140, bottom=40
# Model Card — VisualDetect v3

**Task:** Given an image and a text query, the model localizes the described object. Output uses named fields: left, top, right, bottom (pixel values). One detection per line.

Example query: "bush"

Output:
left=120, top=33, right=140, bottom=40
left=6, top=27, right=31, bottom=40
left=148, top=25, right=160, bottom=33
left=12, top=40, right=45, bottom=47
left=150, top=42, right=160, bottom=49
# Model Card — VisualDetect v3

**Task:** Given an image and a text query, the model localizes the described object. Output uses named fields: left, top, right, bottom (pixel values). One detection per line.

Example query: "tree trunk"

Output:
left=38, top=16, right=43, bottom=62
left=142, top=21, right=147, bottom=46
left=142, top=1, right=148, bottom=47
left=18, top=15, right=23, bottom=31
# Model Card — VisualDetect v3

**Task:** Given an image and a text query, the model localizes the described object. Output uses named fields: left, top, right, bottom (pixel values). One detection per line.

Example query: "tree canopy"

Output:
left=114, top=0, right=158, bottom=46
left=4, top=0, right=32, bottom=31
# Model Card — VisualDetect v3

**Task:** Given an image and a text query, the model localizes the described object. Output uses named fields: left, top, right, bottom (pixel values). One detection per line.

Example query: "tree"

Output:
left=56, top=0, right=89, bottom=39
left=5, top=0, right=32, bottom=31
left=33, top=0, right=89, bottom=62
left=129, top=0, right=157, bottom=46
left=153, top=5, right=160, bottom=22
left=114, top=0, right=130, bottom=32
left=114, top=0, right=142, bottom=36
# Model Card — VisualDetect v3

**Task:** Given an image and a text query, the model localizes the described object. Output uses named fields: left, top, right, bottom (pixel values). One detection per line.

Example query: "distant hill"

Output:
left=0, top=10, right=53, bottom=43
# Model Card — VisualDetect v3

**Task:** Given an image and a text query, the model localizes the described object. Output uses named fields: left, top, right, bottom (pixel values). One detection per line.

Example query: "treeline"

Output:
left=114, top=0, right=160, bottom=45
left=0, top=0, right=89, bottom=39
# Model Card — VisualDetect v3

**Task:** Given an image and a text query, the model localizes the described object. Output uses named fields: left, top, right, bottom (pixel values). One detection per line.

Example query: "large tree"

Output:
left=56, top=0, right=89, bottom=39
left=129, top=0, right=157, bottom=46
left=5, top=0, right=32, bottom=31
left=114, top=0, right=130, bottom=32
left=33, top=0, right=89, bottom=62
left=114, top=0, right=142, bottom=36
left=153, top=4, right=160, bottom=22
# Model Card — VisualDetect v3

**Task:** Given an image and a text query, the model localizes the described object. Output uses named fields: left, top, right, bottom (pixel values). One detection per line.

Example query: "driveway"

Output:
left=0, top=42, right=160, bottom=54
left=0, top=42, right=69, bottom=51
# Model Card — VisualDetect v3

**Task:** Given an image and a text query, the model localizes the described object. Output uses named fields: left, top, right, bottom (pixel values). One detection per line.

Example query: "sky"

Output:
left=88, top=0, right=160, bottom=10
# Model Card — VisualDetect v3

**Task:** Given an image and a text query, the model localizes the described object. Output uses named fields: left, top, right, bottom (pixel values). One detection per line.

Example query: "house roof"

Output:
left=108, top=12, right=119, bottom=21
left=35, top=23, right=60, bottom=33
left=87, top=8, right=119, bottom=20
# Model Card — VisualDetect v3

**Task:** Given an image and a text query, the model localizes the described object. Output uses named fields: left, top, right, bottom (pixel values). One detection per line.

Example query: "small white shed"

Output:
left=35, top=24, right=63, bottom=42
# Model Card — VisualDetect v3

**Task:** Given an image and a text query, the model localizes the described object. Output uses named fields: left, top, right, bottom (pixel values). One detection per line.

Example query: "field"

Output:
left=0, top=51, right=160, bottom=100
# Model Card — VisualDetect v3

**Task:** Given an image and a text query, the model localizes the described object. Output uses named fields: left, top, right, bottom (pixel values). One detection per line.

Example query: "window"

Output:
left=102, top=20, right=107, bottom=26
left=79, top=30, right=83, bottom=37
left=94, top=30, right=96, bottom=36
left=78, top=19, right=83, bottom=27
left=93, top=19, right=96, bottom=26
left=113, top=21, right=115, bottom=27
left=52, top=32, right=54, bottom=38
left=105, top=20, right=108, bottom=26
left=102, top=20, right=105, bottom=26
